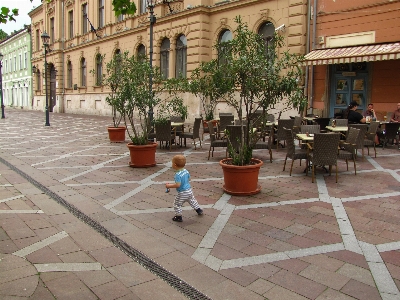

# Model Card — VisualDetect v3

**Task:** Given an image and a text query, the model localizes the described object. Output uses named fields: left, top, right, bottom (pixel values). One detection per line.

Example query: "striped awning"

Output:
left=304, top=43, right=400, bottom=65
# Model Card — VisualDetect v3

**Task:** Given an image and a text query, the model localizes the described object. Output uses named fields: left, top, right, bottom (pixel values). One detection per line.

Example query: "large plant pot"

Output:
left=202, top=120, right=218, bottom=129
left=127, top=142, right=157, bottom=168
left=219, top=158, right=263, bottom=196
left=108, top=126, right=126, bottom=143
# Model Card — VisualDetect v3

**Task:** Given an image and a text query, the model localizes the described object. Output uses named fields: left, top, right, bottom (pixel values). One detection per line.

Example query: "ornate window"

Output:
left=258, top=22, right=275, bottom=53
left=68, top=11, right=74, bottom=39
left=36, top=29, right=40, bottom=51
left=36, top=71, right=41, bottom=91
left=140, top=0, right=147, bottom=14
left=137, top=44, right=146, bottom=58
left=82, top=4, right=88, bottom=34
left=98, top=0, right=104, bottom=28
left=218, top=30, right=232, bottom=65
left=160, top=38, right=170, bottom=79
left=175, top=35, right=187, bottom=78
left=95, top=54, right=103, bottom=86
left=67, top=61, right=73, bottom=88
left=50, top=18, right=55, bottom=43
left=81, top=58, right=86, bottom=86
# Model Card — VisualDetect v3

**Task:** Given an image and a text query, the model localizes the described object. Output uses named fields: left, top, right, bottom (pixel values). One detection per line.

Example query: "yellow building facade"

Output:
left=29, top=0, right=307, bottom=121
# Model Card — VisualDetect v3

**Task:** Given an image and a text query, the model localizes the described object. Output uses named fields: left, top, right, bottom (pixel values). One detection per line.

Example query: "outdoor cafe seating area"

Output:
left=151, top=112, right=399, bottom=182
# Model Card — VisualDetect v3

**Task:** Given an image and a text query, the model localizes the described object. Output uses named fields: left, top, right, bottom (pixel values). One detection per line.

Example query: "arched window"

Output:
left=81, top=58, right=86, bottom=87
left=67, top=61, right=73, bottom=88
left=140, top=0, right=147, bottom=14
left=137, top=44, right=146, bottom=58
left=114, top=49, right=122, bottom=74
left=160, top=38, right=170, bottom=79
left=258, top=22, right=275, bottom=52
left=175, top=35, right=187, bottom=78
left=95, top=54, right=103, bottom=85
left=218, top=30, right=232, bottom=65
left=36, top=70, right=41, bottom=91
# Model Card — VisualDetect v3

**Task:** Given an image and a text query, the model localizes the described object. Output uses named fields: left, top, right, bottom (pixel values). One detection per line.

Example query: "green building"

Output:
left=0, top=26, right=33, bottom=109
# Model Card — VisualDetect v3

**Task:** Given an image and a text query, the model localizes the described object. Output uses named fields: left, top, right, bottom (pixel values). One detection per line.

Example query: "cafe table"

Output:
left=326, top=126, right=348, bottom=132
left=296, top=133, right=315, bottom=142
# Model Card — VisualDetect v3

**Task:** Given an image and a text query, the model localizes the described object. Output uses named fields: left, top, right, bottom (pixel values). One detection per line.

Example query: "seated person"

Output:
left=346, top=101, right=366, bottom=124
left=390, top=102, right=400, bottom=123
left=363, top=103, right=377, bottom=120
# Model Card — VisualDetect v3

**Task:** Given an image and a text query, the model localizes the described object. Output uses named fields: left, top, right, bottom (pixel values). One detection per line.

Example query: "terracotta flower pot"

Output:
left=219, top=158, right=263, bottom=195
left=202, top=120, right=218, bottom=128
left=127, top=142, right=157, bottom=168
left=107, top=126, right=126, bottom=143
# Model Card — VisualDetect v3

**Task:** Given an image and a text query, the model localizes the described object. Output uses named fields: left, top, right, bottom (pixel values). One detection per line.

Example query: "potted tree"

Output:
left=101, top=54, right=127, bottom=142
left=192, top=17, right=307, bottom=195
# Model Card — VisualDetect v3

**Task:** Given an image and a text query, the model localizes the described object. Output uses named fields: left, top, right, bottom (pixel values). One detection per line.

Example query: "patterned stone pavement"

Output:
left=0, top=109, right=399, bottom=299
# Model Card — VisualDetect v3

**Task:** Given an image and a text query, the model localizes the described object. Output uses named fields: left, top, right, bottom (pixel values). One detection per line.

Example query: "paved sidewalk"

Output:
left=1, top=109, right=400, bottom=300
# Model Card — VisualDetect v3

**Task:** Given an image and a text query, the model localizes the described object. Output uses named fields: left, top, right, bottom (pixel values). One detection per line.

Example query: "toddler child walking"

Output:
left=166, top=155, right=203, bottom=222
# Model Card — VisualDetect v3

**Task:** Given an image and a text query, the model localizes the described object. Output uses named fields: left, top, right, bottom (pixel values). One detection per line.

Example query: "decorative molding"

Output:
left=65, top=0, right=75, bottom=7
left=138, top=15, right=148, bottom=26
left=114, top=41, right=119, bottom=48
left=116, top=24, right=124, bottom=32
left=137, top=35, right=143, bottom=42
left=220, top=18, right=228, bottom=25
left=260, top=10, right=269, bottom=19
left=67, top=55, right=70, bottom=61
left=96, top=29, right=104, bottom=37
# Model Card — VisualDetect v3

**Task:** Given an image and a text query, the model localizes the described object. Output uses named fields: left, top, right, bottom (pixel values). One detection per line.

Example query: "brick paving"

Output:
left=1, top=109, right=400, bottom=299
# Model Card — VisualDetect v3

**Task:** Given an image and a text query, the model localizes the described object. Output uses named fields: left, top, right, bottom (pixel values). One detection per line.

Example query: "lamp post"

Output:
left=0, top=52, right=5, bottom=119
left=41, top=31, right=50, bottom=126
left=147, top=0, right=156, bottom=127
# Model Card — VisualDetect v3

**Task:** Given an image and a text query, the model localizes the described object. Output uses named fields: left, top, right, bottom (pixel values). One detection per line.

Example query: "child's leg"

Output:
left=183, top=189, right=201, bottom=210
left=173, top=193, right=185, bottom=216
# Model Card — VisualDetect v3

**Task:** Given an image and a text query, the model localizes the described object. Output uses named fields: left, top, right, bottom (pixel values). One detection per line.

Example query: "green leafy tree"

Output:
left=191, top=16, right=307, bottom=166
left=0, top=29, right=8, bottom=40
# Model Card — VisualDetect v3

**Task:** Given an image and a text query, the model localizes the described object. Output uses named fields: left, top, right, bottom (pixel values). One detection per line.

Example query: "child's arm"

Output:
left=166, top=182, right=181, bottom=189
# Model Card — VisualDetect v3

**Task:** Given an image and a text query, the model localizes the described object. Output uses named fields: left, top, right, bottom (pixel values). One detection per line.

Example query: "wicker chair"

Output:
left=217, top=115, right=235, bottom=138
left=266, top=114, right=275, bottom=123
left=155, top=120, right=176, bottom=151
left=283, top=128, right=308, bottom=176
left=274, top=119, right=295, bottom=149
left=382, top=122, right=400, bottom=149
left=202, top=120, right=217, bottom=141
left=170, top=116, right=184, bottom=138
left=338, top=127, right=360, bottom=175
left=254, top=125, right=274, bottom=163
left=307, top=133, right=341, bottom=183
left=292, top=116, right=303, bottom=134
left=300, top=125, right=320, bottom=134
left=179, top=118, right=202, bottom=150
left=313, top=117, right=330, bottom=132
left=347, top=124, right=368, bottom=158
left=363, top=121, right=380, bottom=157
left=208, top=121, right=228, bottom=160
left=335, top=119, right=348, bottom=127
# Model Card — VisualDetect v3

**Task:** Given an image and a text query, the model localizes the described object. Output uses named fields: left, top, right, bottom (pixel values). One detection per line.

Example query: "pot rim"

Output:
left=219, top=158, right=263, bottom=168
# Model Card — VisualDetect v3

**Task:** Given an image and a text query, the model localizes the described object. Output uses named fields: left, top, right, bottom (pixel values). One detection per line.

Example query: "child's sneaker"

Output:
left=196, top=208, right=203, bottom=215
left=172, top=215, right=183, bottom=222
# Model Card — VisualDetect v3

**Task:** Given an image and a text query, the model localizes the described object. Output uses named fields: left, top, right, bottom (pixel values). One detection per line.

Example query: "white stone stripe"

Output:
left=35, top=263, right=103, bottom=272
left=113, top=204, right=214, bottom=215
left=192, top=248, right=211, bottom=264
left=198, top=204, right=235, bottom=249
left=376, top=241, right=400, bottom=253
left=387, top=169, right=400, bottom=182
left=366, top=156, right=385, bottom=171
left=339, top=192, right=400, bottom=202
left=213, top=193, right=231, bottom=211
left=359, top=241, right=400, bottom=296
left=219, top=243, right=345, bottom=270
left=235, top=198, right=320, bottom=210
left=13, top=231, right=68, bottom=257
left=60, top=154, right=128, bottom=182
left=0, top=195, right=25, bottom=203
left=0, top=184, right=13, bottom=187
left=104, top=181, right=153, bottom=210
left=0, top=210, right=43, bottom=214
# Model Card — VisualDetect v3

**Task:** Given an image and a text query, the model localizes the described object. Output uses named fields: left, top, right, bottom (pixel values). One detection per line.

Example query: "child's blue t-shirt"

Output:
left=174, top=169, right=191, bottom=192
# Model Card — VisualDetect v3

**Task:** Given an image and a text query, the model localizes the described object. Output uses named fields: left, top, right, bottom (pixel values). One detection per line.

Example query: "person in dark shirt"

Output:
left=347, top=101, right=366, bottom=124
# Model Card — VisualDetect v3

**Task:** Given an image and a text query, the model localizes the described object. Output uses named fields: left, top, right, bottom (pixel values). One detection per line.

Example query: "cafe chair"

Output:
left=382, top=122, right=400, bottom=149
left=338, top=127, right=360, bottom=175
left=170, top=116, right=184, bottom=138
left=313, top=117, right=330, bottom=132
left=292, top=116, right=303, bottom=134
left=208, top=121, right=228, bottom=160
left=364, top=121, right=380, bottom=157
left=254, top=126, right=274, bottom=163
left=179, top=118, right=202, bottom=150
left=155, top=120, right=176, bottom=151
left=307, top=133, right=341, bottom=183
left=299, top=125, right=321, bottom=148
left=282, top=128, right=308, bottom=176
left=348, top=124, right=368, bottom=158
left=202, top=120, right=217, bottom=141
left=275, top=119, right=295, bottom=150
left=266, top=114, right=275, bottom=123
left=217, top=115, right=234, bottom=138
left=334, top=119, right=348, bottom=127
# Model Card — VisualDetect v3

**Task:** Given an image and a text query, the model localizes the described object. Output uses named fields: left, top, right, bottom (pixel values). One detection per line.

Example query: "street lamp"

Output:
left=41, top=31, right=51, bottom=126
left=147, top=0, right=156, bottom=127
left=0, top=52, right=5, bottom=119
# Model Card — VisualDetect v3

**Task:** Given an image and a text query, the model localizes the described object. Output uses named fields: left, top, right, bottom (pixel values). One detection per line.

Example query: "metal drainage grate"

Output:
left=0, top=157, right=212, bottom=300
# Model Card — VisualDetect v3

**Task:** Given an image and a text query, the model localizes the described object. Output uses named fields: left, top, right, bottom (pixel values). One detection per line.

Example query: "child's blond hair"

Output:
left=172, top=155, right=186, bottom=168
